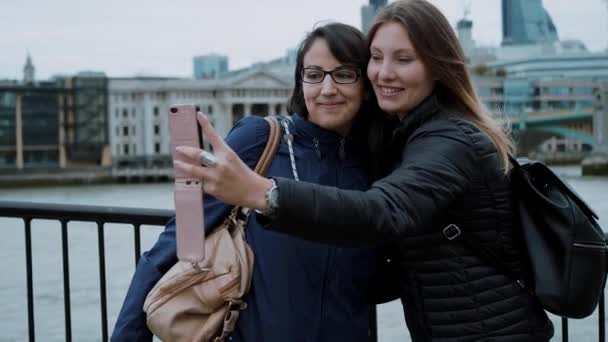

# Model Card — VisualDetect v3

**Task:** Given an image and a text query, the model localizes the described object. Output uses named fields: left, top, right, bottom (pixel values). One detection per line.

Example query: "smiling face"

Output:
left=302, top=38, right=364, bottom=136
left=367, top=21, right=435, bottom=119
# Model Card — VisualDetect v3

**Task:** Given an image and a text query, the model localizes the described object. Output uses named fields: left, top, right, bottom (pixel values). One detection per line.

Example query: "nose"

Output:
left=377, top=60, right=396, bottom=81
left=320, top=75, right=337, bottom=96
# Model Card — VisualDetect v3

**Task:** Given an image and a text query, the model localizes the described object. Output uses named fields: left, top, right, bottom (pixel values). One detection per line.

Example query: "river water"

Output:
left=0, top=166, right=606, bottom=341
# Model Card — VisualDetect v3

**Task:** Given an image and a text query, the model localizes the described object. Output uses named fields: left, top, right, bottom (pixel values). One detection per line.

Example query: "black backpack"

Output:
left=443, top=156, right=607, bottom=319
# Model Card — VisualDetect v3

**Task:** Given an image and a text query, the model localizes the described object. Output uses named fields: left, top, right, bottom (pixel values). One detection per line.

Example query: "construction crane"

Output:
left=605, top=0, right=608, bottom=51
left=461, top=0, right=472, bottom=19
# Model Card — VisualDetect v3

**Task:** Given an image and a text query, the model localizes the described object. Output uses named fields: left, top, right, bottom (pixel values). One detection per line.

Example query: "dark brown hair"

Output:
left=288, top=22, right=392, bottom=178
left=368, top=0, right=514, bottom=171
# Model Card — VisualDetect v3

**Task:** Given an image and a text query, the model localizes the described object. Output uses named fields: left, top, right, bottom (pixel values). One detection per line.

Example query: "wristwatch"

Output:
left=256, top=178, right=279, bottom=217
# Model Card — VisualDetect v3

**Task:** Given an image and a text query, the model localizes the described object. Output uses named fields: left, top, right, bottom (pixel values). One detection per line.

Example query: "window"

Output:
left=123, top=109, right=128, bottom=117
left=124, top=144, right=129, bottom=155
left=155, top=142, right=161, bottom=154
left=154, top=106, right=159, bottom=116
left=123, top=126, right=129, bottom=136
left=207, top=105, right=213, bottom=114
left=154, top=125, right=160, bottom=135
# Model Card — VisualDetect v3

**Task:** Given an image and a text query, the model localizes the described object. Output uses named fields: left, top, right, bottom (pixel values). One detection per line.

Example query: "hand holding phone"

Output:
left=169, top=104, right=205, bottom=263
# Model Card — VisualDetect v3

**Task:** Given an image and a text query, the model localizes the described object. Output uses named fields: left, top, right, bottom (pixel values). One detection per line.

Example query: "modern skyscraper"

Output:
left=501, top=0, right=559, bottom=46
left=361, top=0, right=387, bottom=33
left=193, top=54, right=228, bottom=79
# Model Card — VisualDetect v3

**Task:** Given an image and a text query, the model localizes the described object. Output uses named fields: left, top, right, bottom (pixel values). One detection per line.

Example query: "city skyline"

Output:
left=1, top=0, right=606, bottom=80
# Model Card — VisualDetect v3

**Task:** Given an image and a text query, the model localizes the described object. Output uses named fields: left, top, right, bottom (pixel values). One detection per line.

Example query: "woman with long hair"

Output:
left=174, top=1, right=554, bottom=340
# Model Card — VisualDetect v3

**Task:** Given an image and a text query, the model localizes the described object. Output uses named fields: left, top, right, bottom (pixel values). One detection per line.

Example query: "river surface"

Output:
left=0, top=165, right=606, bottom=341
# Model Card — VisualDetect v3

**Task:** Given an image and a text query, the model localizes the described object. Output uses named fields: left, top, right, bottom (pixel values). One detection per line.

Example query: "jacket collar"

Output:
left=390, top=94, right=441, bottom=144
left=291, top=113, right=364, bottom=160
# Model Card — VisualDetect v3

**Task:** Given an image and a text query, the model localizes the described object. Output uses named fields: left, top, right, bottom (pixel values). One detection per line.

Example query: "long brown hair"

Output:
left=368, top=0, right=514, bottom=172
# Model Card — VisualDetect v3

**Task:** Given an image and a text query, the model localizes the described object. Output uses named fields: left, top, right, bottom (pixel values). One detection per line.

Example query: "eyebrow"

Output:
left=302, top=65, right=358, bottom=70
left=370, top=47, right=416, bottom=55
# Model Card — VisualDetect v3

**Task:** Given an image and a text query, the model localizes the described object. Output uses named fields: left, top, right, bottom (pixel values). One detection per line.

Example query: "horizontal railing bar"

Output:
left=0, top=201, right=172, bottom=225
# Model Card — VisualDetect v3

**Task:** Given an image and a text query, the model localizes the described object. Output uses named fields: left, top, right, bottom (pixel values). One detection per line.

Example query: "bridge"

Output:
left=490, top=81, right=608, bottom=173
left=510, top=108, right=594, bottom=145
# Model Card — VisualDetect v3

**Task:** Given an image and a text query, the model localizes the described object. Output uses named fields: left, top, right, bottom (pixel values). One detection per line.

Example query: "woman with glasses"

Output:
left=111, top=22, right=397, bottom=342
left=172, top=0, right=555, bottom=340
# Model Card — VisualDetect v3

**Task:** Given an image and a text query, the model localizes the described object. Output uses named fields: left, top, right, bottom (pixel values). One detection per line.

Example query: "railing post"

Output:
left=134, top=224, right=141, bottom=266
left=61, top=220, right=72, bottom=342
left=24, top=218, right=35, bottom=342
left=97, top=222, right=108, bottom=342
left=562, top=317, right=569, bottom=342
left=369, top=305, right=378, bottom=342
left=600, top=292, right=605, bottom=342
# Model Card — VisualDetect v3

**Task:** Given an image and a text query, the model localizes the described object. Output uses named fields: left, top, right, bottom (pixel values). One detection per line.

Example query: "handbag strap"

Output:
left=253, top=116, right=281, bottom=176
left=229, top=116, right=281, bottom=222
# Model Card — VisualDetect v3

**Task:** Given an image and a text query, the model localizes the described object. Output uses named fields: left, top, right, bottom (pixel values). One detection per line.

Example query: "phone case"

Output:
left=169, top=104, right=205, bottom=263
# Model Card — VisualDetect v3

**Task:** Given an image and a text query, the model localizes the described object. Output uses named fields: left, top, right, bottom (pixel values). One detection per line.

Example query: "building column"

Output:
left=245, top=103, right=252, bottom=117
left=582, top=82, right=608, bottom=175
left=593, top=85, right=608, bottom=153
left=270, top=103, right=277, bottom=115
left=58, top=94, right=67, bottom=168
left=15, top=95, right=23, bottom=170
left=270, top=103, right=282, bottom=115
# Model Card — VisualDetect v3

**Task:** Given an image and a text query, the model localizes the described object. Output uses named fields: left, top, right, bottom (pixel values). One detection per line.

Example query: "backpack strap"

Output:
left=442, top=224, right=527, bottom=289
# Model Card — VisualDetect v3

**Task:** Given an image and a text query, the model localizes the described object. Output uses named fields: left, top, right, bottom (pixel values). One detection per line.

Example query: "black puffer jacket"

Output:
left=261, top=96, right=554, bottom=341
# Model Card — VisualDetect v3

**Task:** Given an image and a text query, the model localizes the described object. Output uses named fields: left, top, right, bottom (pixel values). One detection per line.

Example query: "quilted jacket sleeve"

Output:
left=110, top=117, right=271, bottom=342
left=262, top=119, right=479, bottom=247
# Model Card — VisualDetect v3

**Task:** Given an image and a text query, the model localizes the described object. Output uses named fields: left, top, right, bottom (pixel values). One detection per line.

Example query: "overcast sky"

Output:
left=1, top=0, right=606, bottom=80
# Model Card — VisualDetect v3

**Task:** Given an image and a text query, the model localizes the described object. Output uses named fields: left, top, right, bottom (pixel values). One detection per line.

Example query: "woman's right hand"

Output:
left=174, top=112, right=274, bottom=211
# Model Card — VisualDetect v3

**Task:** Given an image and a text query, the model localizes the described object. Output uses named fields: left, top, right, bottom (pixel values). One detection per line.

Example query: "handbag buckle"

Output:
left=443, top=224, right=461, bottom=241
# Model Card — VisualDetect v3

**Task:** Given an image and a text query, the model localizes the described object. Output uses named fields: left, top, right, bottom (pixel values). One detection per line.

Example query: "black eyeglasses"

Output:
left=300, top=67, right=361, bottom=84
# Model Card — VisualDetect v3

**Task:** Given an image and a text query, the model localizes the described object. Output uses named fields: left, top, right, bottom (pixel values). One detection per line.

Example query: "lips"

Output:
left=318, top=102, right=345, bottom=107
left=376, top=85, right=404, bottom=97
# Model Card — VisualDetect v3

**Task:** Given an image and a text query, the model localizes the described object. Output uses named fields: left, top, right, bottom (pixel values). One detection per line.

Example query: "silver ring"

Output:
left=199, top=150, right=218, bottom=167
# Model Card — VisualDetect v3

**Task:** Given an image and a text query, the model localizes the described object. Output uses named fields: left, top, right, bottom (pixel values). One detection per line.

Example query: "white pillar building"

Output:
left=108, top=68, right=292, bottom=164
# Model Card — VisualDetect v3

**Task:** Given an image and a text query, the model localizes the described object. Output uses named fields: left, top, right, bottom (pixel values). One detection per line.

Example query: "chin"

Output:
left=378, top=103, right=402, bottom=114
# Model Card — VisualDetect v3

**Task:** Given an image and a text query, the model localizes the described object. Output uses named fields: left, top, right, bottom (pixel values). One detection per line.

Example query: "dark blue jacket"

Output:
left=111, top=114, right=390, bottom=342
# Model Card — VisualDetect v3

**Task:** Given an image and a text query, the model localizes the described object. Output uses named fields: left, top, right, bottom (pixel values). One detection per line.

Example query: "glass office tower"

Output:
left=502, top=0, right=559, bottom=46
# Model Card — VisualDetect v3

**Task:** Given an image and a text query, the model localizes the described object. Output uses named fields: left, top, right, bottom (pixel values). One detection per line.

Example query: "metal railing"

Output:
left=0, top=200, right=605, bottom=342
left=1, top=200, right=173, bottom=342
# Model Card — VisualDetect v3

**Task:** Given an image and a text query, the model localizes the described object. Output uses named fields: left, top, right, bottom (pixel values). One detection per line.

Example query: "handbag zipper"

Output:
left=146, top=268, right=211, bottom=311
left=573, top=242, right=607, bottom=250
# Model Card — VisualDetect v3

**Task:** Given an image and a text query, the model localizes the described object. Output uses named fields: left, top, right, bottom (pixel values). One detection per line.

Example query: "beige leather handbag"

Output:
left=143, top=116, right=281, bottom=342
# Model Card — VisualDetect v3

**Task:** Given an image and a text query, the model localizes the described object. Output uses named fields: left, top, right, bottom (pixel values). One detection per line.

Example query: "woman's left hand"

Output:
left=174, top=112, right=274, bottom=210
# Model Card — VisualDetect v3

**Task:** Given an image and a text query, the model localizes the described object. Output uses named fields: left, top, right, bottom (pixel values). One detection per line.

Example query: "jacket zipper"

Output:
left=339, top=137, right=346, bottom=160
left=313, top=138, right=321, bottom=159
left=573, top=242, right=607, bottom=250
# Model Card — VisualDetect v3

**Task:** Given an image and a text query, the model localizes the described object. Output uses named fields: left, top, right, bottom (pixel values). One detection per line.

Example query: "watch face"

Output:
left=269, top=186, right=279, bottom=209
